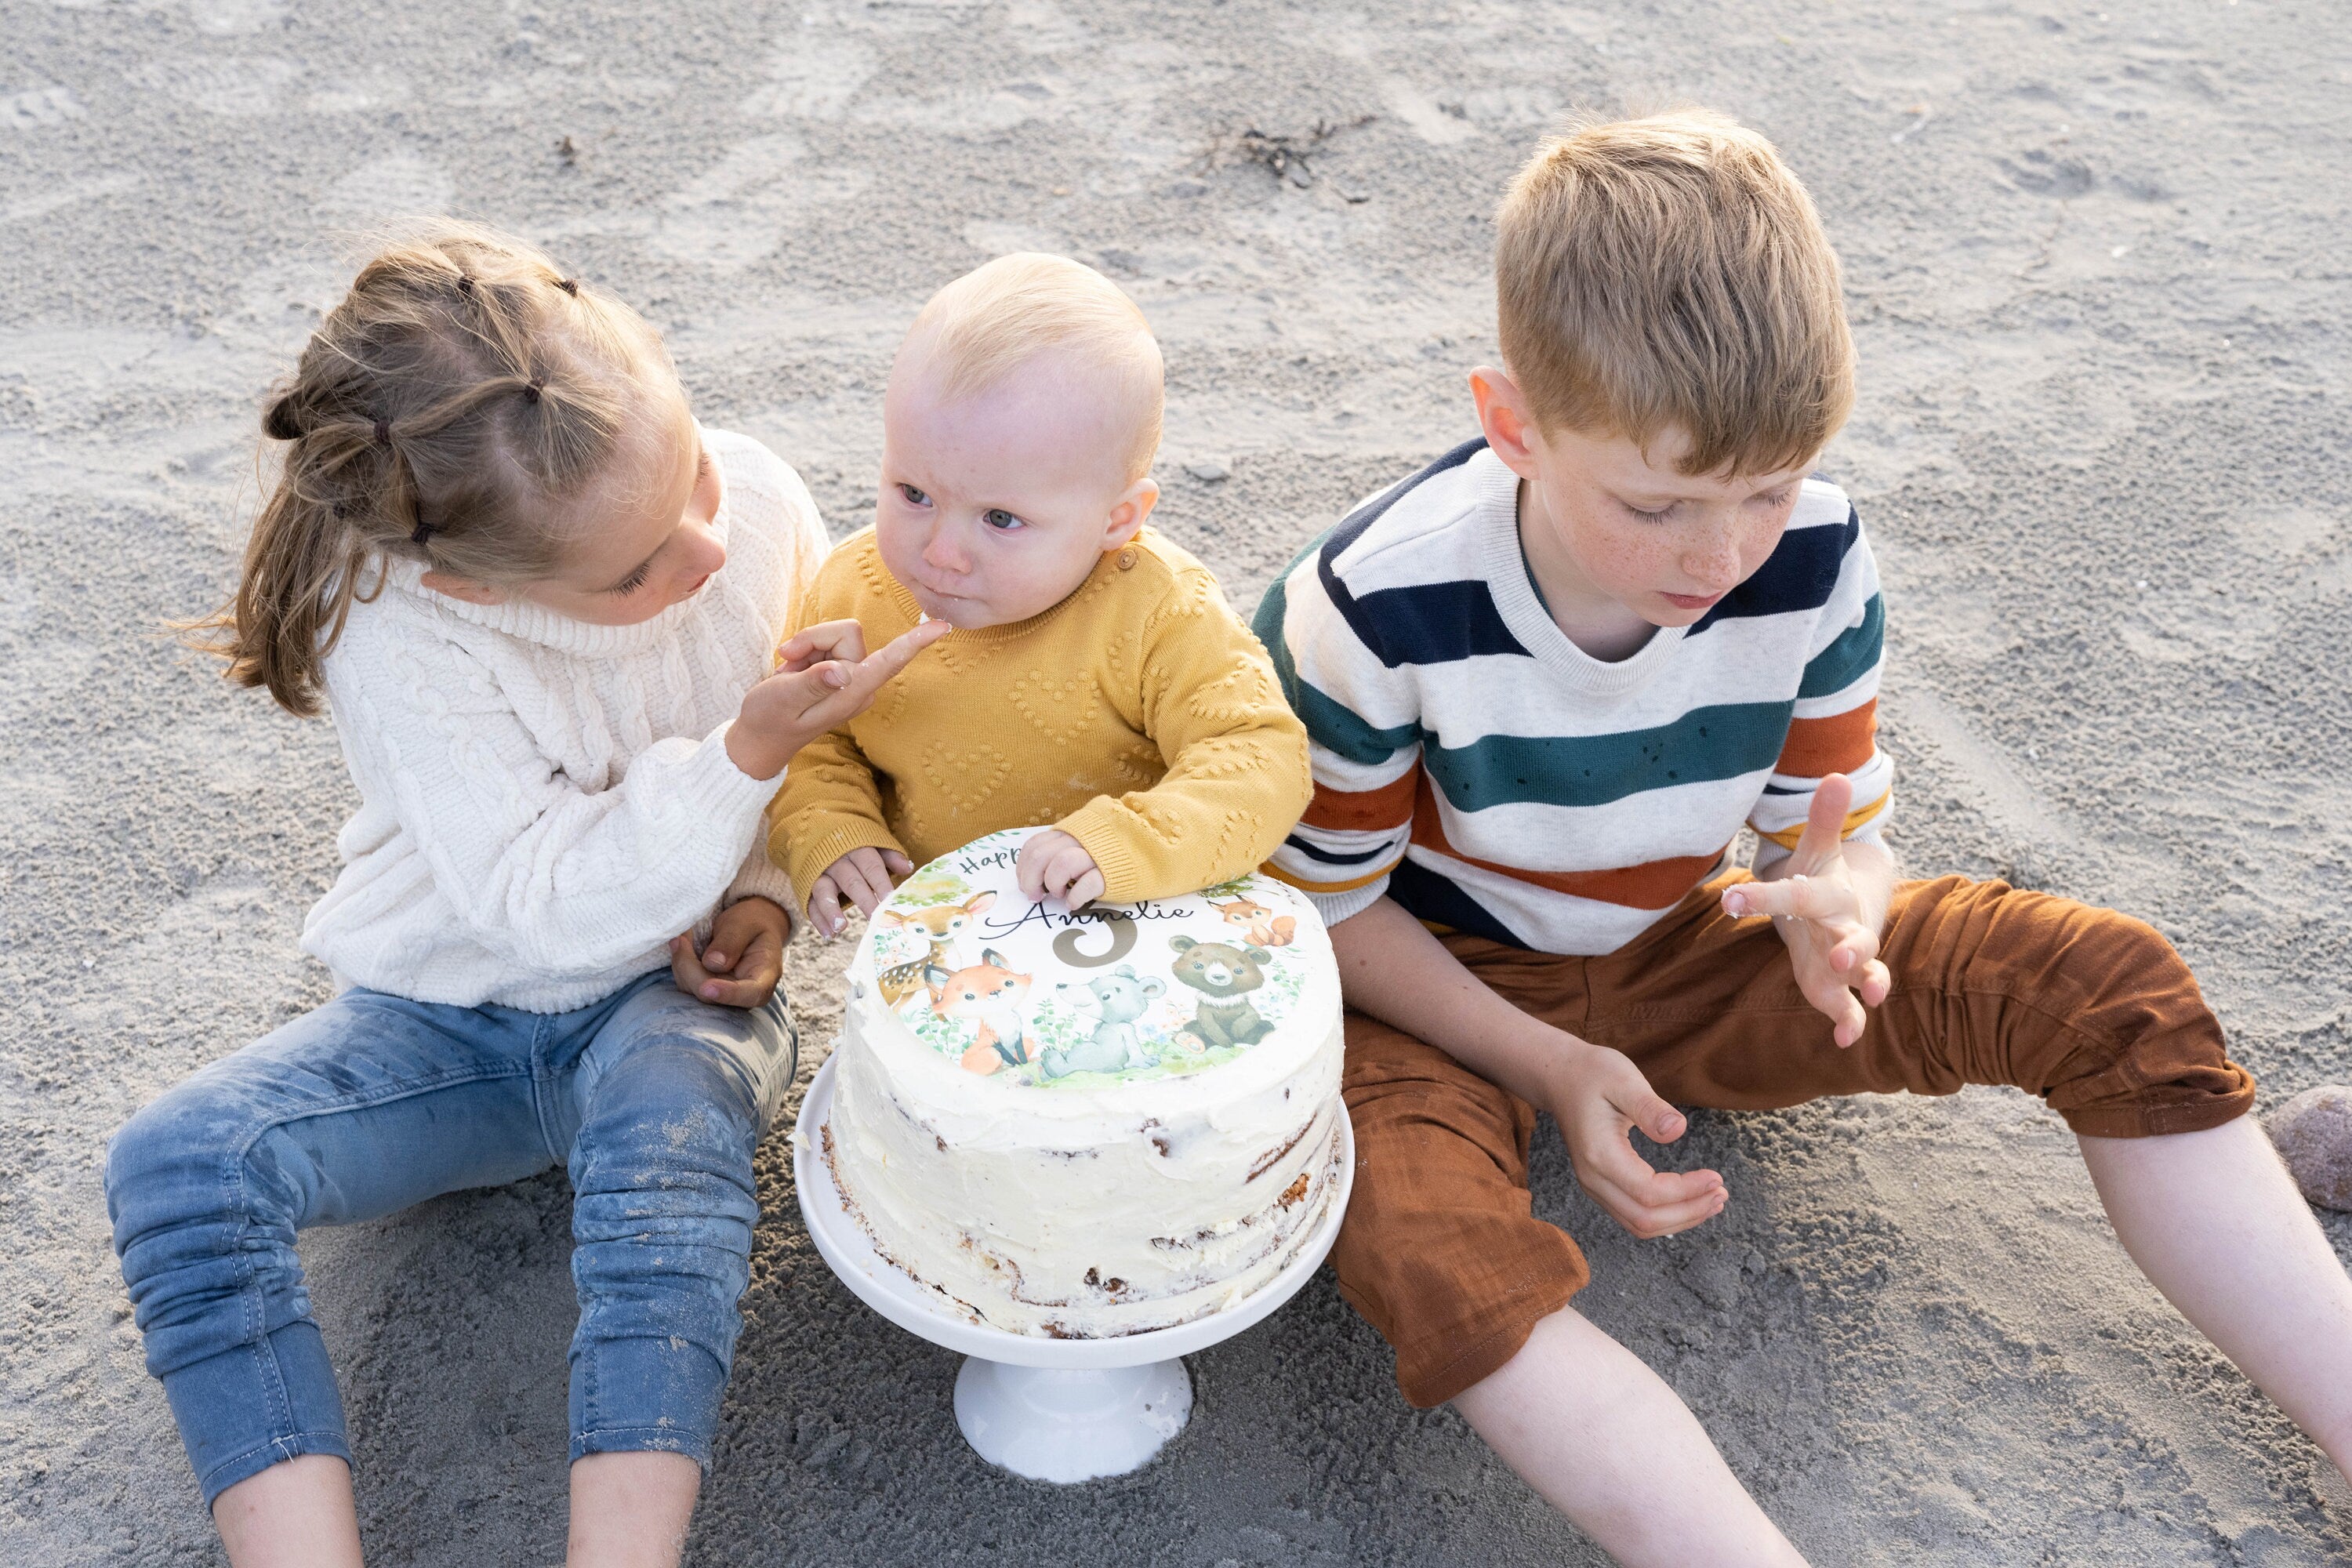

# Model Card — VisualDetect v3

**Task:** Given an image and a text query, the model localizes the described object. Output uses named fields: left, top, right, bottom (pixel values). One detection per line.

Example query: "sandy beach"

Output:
left=4, top=0, right=2350, bottom=1562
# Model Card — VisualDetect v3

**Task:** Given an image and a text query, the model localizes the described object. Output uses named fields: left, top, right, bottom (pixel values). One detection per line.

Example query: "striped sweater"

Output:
left=1253, top=438, right=1890, bottom=954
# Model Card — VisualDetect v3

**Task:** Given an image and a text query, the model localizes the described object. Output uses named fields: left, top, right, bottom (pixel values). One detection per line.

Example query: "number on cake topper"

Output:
left=1051, top=910, right=1136, bottom=967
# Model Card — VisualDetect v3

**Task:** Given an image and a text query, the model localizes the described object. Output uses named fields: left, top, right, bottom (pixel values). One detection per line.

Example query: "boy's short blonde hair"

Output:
left=902, top=252, right=1164, bottom=485
left=1496, top=110, right=1854, bottom=477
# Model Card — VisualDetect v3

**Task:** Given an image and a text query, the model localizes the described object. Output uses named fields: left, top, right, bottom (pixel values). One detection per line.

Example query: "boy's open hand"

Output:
left=1016, top=829, right=1105, bottom=909
left=725, top=617, right=949, bottom=782
left=1721, top=773, right=1893, bottom=1047
left=808, top=847, right=914, bottom=938
left=671, top=896, right=789, bottom=1007
left=1548, top=1038, right=1729, bottom=1238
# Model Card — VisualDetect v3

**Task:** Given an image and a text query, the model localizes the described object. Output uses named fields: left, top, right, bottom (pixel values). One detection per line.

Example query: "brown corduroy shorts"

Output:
left=1330, top=871, right=2255, bottom=1409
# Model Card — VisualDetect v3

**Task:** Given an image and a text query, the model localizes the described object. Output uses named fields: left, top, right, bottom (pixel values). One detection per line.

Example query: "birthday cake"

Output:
left=823, top=827, right=1345, bottom=1338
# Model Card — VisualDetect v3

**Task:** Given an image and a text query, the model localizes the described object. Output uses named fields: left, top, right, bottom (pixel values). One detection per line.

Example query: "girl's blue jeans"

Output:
left=103, top=970, right=797, bottom=1505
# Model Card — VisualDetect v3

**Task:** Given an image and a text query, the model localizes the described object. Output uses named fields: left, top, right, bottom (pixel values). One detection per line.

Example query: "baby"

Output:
left=771, top=253, right=1312, bottom=932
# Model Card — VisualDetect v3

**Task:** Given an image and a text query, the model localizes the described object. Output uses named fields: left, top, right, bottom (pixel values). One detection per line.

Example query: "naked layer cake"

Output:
left=824, top=827, right=1345, bottom=1337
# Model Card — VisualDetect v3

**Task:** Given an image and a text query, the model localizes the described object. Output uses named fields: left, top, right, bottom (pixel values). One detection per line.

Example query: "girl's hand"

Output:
left=671, top=896, right=790, bottom=1007
left=726, top=618, right=949, bottom=781
left=1721, top=774, right=1893, bottom=1047
left=807, top=847, right=913, bottom=938
left=1016, top=829, right=1105, bottom=909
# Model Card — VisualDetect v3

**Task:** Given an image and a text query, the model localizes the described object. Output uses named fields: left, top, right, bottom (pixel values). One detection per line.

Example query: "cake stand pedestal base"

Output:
left=953, top=1356, right=1192, bottom=1483
left=794, top=1053, right=1351, bottom=1486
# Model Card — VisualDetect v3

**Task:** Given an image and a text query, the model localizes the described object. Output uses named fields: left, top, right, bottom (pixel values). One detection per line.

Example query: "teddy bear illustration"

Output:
left=1167, top=935, right=1276, bottom=1051
left=1042, top=964, right=1167, bottom=1080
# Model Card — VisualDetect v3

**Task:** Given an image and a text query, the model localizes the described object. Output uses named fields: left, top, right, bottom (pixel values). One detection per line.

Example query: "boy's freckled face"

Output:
left=1519, top=421, right=1809, bottom=633
left=875, top=348, right=1155, bottom=630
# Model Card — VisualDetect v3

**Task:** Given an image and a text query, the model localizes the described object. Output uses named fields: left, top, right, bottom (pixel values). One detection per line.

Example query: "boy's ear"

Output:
left=1469, top=365, right=1544, bottom=483
left=1101, top=476, right=1160, bottom=551
left=419, top=569, right=510, bottom=607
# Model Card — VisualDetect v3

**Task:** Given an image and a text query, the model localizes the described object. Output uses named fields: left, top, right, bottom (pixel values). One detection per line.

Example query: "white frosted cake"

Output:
left=823, top=827, right=1345, bottom=1338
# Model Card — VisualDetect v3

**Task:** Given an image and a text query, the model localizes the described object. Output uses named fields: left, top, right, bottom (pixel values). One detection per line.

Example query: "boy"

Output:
left=1258, top=111, right=2352, bottom=1564
left=773, top=252, right=1312, bottom=928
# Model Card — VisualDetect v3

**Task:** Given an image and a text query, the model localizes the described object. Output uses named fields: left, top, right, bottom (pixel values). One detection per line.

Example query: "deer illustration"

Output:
left=1211, top=895, right=1296, bottom=949
left=926, top=947, right=1035, bottom=1075
left=874, top=891, right=996, bottom=1009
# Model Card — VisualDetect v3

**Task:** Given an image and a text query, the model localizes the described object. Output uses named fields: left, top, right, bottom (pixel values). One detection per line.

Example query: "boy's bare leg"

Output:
left=212, top=1454, right=365, bottom=1568
left=1454, top=1308, right=1809, bottom=1567
left=2081, top=1118, right=2352, bottom=1475
left=567, top=1451, right=702, bottom=1568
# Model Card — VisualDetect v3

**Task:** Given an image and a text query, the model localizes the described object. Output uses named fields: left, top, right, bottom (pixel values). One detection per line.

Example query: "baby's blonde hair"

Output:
left=1496, top=109, right=1854, bottom=477
left=902, top=252, right=1164, bottom=484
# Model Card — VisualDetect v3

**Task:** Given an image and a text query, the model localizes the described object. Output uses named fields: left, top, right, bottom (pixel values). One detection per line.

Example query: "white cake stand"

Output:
left=791, top=1052, right=1354, bottom=1483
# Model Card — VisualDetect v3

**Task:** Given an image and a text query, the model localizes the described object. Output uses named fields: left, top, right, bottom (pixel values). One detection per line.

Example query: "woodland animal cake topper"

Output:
left=867, top=829, right=1318, bottom=1086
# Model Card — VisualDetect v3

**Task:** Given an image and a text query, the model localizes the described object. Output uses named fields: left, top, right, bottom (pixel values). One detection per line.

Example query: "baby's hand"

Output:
left=1721, top=774, right=1893, bottom=1047
left=670, top=896, right=790, bottom=1008
left=726, top=618, right=948, bottom=782
left=808, top=846, right=914, bottom=938
left=1017, top=829, right=1105, bottom=909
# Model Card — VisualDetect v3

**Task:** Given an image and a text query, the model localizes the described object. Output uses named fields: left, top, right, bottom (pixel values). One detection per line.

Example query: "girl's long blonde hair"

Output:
left=191, top=220, right=674, bottom=715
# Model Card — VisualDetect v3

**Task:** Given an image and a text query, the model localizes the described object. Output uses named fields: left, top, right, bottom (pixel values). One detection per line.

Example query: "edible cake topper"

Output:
left=853, top=827, right=1320, bottom=1087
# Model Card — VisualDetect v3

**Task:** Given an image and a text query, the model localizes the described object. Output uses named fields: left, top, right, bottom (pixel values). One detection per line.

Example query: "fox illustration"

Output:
left=926, top=947, right=1035, bottom=1075
left=1211, top=896, right=1296, bottom=949
left=876, top=891, right=996, bottom=1009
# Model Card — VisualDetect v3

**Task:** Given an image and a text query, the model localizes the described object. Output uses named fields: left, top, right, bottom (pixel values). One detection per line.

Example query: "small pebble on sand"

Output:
left=2267, top=1085, right=2352, bottom=1211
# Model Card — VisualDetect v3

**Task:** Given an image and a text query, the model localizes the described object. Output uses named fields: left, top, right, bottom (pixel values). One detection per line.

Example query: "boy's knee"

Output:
left=2012, top=898, right=2255, bottom=1138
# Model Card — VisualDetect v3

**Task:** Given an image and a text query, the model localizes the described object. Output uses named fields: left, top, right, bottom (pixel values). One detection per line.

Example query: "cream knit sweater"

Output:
left=301, top=427, right=826, bottom=1013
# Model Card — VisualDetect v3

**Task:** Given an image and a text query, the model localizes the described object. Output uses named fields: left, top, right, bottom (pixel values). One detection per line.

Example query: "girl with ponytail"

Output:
left=109, top=223, right=942, bottom=1566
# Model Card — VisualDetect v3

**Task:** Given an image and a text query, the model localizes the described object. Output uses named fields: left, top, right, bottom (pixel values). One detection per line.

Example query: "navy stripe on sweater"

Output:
left=1283, top=833, right=1392, bottom=867
left=1310, top=439, right=1528, bottom=670
left=1258, top=557, right=1428, bottom=765
left=1689, top=506, right=1861, bottom=635
left=1388, top=855, right=1531, bottom=949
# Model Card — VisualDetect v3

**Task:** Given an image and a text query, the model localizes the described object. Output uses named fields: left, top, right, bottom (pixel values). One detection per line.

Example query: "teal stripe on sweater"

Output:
left=1297, top=680, right=1426, bottom=766
left=1423, top=702, right=1795, bottom=811
left=1258, top=553, right=1425, bottom=766
left=1798, top=593, right=1883, bottom=699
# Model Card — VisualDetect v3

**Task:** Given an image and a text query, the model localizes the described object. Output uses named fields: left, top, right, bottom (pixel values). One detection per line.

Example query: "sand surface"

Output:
left=5, top=0, right=2351, bottom=1563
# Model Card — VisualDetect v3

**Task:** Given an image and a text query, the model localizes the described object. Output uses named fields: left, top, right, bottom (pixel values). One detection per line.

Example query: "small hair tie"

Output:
left=554, top=278, right=579, bottom=296
left=411, top=517, right=435, bottom=546
left=522, top=377, right=544, bottom=405
left=456, top=274, right=476, bottom=296
left=372, top=418, right=391, bottom=445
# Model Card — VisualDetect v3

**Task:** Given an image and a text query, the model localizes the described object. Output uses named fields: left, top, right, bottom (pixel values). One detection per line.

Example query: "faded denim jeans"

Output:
left=104, top=970, right=797, bottom=1504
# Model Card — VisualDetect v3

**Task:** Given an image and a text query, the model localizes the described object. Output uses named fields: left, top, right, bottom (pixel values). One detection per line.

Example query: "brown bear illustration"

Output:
left=1167, top=935, right=1275, bottom=1051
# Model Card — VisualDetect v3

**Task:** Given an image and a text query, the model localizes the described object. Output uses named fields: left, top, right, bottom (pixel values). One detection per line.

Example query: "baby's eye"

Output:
left=898, top=484, right=931, bottom=506
left=982, top=508, right=1025, bottom=532
left=609, top=564, right=652, bottom=596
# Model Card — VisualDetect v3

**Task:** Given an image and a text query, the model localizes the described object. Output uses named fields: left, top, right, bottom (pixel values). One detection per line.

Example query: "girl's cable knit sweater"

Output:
left=302, top=427, right=826, bottom=1013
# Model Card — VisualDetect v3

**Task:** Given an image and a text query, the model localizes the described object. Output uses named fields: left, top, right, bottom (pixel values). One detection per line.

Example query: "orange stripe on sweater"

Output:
left=1776, top=699, right=1878, bottom=779
left=1301, top=767, right=1420, bottom=832
left=1408, top=775, right=1727, bottom=911
left=1261, top=858, right=1401, bottom=895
